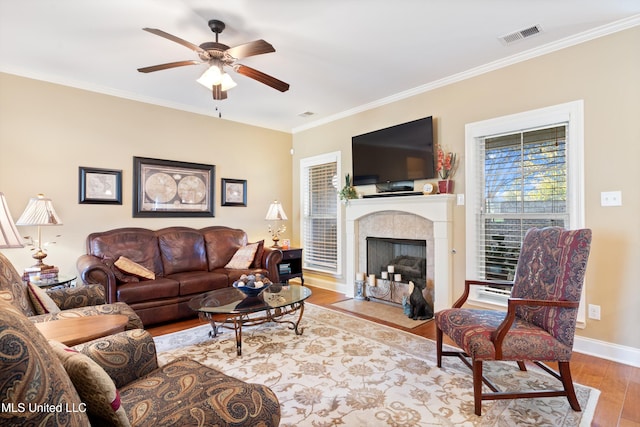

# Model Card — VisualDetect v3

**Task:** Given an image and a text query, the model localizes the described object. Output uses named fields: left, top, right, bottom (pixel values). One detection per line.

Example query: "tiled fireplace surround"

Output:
left=345, top=194, right=455, bottom=312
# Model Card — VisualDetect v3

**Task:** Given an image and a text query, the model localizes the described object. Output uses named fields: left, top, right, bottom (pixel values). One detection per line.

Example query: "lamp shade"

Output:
left=0, top=192, right=24, bottom=248
left=265, top=201, right=288, bottom=221
left=16, top=194, right=63, bottom=226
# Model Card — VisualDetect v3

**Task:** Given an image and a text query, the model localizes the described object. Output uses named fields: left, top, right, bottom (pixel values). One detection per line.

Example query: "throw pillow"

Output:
left=114, top=256, right=155, bottom=280
left=27, top=282, right=61, bottom=315
left=103, top=257, right=140, bottom=284
left=250, top=240, right=265, bottom=268
left=225, top=243, right=259, bottom=269
left=49, top=340, right=131, bottom=427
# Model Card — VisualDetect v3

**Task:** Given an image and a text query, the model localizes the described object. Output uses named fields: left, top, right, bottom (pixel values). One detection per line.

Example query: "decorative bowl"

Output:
left=232, top=273, right=272, bottom=297
left=233, top=282, right=271, bottom=297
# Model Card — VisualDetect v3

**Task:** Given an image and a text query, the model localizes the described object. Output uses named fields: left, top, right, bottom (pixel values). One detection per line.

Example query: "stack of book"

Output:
left=23, top=266, right=59, bottom=284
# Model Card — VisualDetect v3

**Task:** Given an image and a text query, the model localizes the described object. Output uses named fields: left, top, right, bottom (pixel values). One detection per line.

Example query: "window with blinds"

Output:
left=301, top=154, right=339, bottom=274
left=465, top=101, right=585, bottom=315
left=480, top=126, right=568, bottom=285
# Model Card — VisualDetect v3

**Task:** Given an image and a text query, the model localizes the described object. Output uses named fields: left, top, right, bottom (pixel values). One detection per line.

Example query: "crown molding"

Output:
left=292, top=14, right=640, bottom=134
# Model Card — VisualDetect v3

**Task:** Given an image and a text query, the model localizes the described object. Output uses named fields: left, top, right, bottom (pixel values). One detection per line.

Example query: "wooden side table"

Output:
left=35, top=314, right=129, bottom=346
left=278, top=247, right=304, bottom=285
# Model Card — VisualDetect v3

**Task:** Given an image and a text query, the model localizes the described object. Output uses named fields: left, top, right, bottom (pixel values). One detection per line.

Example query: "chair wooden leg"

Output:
left=558, top=361, right=581, bottom=411
left=436, top=326, right=443, bottom=367
left=473, top=359, right=483, bottom=416
left=517, top=361, right=527, bottom=371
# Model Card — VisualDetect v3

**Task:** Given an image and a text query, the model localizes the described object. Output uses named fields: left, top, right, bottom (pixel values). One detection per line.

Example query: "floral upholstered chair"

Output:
left=0, top=298, right=282, bottom=426
left=435, top=227, right=592, bottom=416
left=0, top=251, right=142, bottom=329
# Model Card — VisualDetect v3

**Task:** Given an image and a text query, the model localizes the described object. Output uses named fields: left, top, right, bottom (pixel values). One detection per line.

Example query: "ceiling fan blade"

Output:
left=234, top=65, right=290, bottom=92
left=142, top=28, right=208, bottom=57
left=137, top=60, right=201, bottom=73
left=212, top=84, right=228, bottom=100
left=226, top=39, right=275, bottom=59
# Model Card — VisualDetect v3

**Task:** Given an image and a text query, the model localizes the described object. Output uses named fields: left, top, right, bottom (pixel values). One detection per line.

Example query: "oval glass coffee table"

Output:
left=188, top=284, right=312, bottom=356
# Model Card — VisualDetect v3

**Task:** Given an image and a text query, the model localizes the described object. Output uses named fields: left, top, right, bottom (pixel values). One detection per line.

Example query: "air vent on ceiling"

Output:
left=499, top=24, right=542, bottom=45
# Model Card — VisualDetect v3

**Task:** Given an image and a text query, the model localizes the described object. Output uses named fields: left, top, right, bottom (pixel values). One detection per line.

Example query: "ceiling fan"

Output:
left=137, top=19, right=289, bottom=100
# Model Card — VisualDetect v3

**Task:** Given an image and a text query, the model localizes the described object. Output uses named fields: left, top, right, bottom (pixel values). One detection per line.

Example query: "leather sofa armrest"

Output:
left=263, top=247, right=283, bottom=283
left=73, top=329, right=158, bottom=389
left=76, top=254, right=117, bottom=304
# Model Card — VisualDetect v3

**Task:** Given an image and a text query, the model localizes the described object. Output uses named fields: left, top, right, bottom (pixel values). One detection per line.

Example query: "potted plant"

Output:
left=338, top=173, right=358, bottom=204
left=436, top=148, right=457, bottom=194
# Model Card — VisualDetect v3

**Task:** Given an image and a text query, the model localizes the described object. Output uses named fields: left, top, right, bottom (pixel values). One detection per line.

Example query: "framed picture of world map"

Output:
left=79, top=166, right=122, bottom=205
left=133, top=157, right=215, bottom=217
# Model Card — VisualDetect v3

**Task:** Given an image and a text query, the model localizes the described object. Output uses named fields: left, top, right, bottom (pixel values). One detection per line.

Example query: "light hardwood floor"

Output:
left=147, top=285, right=640, bottom=427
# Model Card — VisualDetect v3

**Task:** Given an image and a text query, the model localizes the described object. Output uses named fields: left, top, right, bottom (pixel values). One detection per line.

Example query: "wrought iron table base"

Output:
left=200, top=302, right=306, bottom=356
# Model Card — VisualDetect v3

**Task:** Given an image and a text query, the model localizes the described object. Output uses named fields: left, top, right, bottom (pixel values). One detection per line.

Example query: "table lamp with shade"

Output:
left=0, top=192, right=25, bottom=249
left=265, top=200, right=287, bottom=248
left=16, top=194, right=62, bottom=269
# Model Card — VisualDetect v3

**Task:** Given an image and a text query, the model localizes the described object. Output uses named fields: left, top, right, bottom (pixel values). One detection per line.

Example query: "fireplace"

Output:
left=365, top=237, right=429, bottom=305
left=367, top=237, right=427, bottom=281
left=345, top=194, right=455, bottom=312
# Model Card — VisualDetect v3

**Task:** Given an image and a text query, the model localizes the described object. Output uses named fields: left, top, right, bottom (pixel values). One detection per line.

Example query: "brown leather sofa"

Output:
left=76, top=226, right=283, bottom=326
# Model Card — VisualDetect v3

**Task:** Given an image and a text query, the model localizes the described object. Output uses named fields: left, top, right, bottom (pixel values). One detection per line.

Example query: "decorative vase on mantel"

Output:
left=438, top=180, right=454, bottom=194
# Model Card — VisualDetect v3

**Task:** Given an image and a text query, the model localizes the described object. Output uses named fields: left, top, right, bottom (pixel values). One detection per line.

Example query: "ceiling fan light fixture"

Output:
left=197, top=65, right=236, bottom=91
left=197, top=65, right=222, bottom=88
left=140, top=20, right=288, bottom=100
left=220, top=73, right=237, bottom=91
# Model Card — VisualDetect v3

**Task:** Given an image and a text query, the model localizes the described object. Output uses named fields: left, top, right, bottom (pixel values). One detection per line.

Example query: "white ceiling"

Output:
left=1, top=1, right=639, bottom=133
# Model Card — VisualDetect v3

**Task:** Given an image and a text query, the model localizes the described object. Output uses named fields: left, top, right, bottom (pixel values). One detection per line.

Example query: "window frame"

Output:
left=464, top=101, right=586, bottom=323
left=299, top=151, right=342, bottom=276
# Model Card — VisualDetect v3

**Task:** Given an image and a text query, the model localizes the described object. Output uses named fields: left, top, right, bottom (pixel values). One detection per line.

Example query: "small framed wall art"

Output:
left=221, top=178, right=247, bottom=207
left=79, top=167, right=123, bottom=205
left=133, top=157, right=215, bottom=217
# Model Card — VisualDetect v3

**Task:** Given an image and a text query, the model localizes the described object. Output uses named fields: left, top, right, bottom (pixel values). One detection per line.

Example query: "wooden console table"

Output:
left=35, top=314, right=129, bottom=346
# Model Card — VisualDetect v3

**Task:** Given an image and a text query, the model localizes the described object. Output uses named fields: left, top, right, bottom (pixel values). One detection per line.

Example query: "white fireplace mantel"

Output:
left=345, top=194, right=455, bottom=312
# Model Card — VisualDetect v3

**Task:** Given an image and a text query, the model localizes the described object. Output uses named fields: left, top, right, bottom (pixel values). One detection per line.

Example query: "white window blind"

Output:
left=479, top=126, right=568, bottom=282
left=465, top=101, right=585, bottom=320
left=301, top=155, right=339, bottom=273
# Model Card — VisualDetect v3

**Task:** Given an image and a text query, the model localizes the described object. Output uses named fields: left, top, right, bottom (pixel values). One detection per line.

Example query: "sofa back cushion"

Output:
left=87, top=228, right=164, bottom=277
left=0, top=299, right=89, bottom=426
left=201, top=226, right=249, bottom=270
left=157, top=227, right=208, bottom=275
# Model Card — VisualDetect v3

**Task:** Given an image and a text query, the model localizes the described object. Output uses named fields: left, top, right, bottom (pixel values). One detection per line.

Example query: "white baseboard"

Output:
left=574, top=335, right=640, bottom=368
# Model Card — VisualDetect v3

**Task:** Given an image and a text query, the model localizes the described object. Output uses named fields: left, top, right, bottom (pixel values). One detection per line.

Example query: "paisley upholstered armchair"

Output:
left=435, top=227, right=592, bottom=416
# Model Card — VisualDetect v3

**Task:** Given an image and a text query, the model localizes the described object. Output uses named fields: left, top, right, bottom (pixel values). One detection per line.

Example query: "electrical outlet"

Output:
left=601, top=191, right=622, bottom=206
left=457, top=194, right=465, bottom=205
left=588, top=304, right=601, bottom=320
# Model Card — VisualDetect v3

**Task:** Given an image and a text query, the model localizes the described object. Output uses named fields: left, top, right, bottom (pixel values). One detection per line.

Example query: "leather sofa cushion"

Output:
left=166, top=271, right=228, bottom=295
left=158, top=227, right=208, bottom=275
left=88, top=228, right=164, bottom=277
left=201, top=226, right=248, bottom=270
left=116, top=278, right=179, bottom=305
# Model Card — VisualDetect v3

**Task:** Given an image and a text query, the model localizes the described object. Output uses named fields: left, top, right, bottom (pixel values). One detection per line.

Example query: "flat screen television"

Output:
left=352, top=116, right=435, bottom=189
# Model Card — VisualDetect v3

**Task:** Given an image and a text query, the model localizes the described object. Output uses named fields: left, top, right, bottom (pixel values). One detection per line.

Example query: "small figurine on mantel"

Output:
left=407, top=280, right=433, bottom=320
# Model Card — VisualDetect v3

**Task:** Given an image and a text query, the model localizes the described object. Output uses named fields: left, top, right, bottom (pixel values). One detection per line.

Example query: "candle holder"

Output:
left=354, top=279, right=368, bottom=300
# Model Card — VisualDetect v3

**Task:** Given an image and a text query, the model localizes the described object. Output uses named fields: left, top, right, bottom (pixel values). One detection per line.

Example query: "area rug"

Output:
left=331, top=298, right=432, bottom=329
left=155, top=304, right=599, bottom=427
